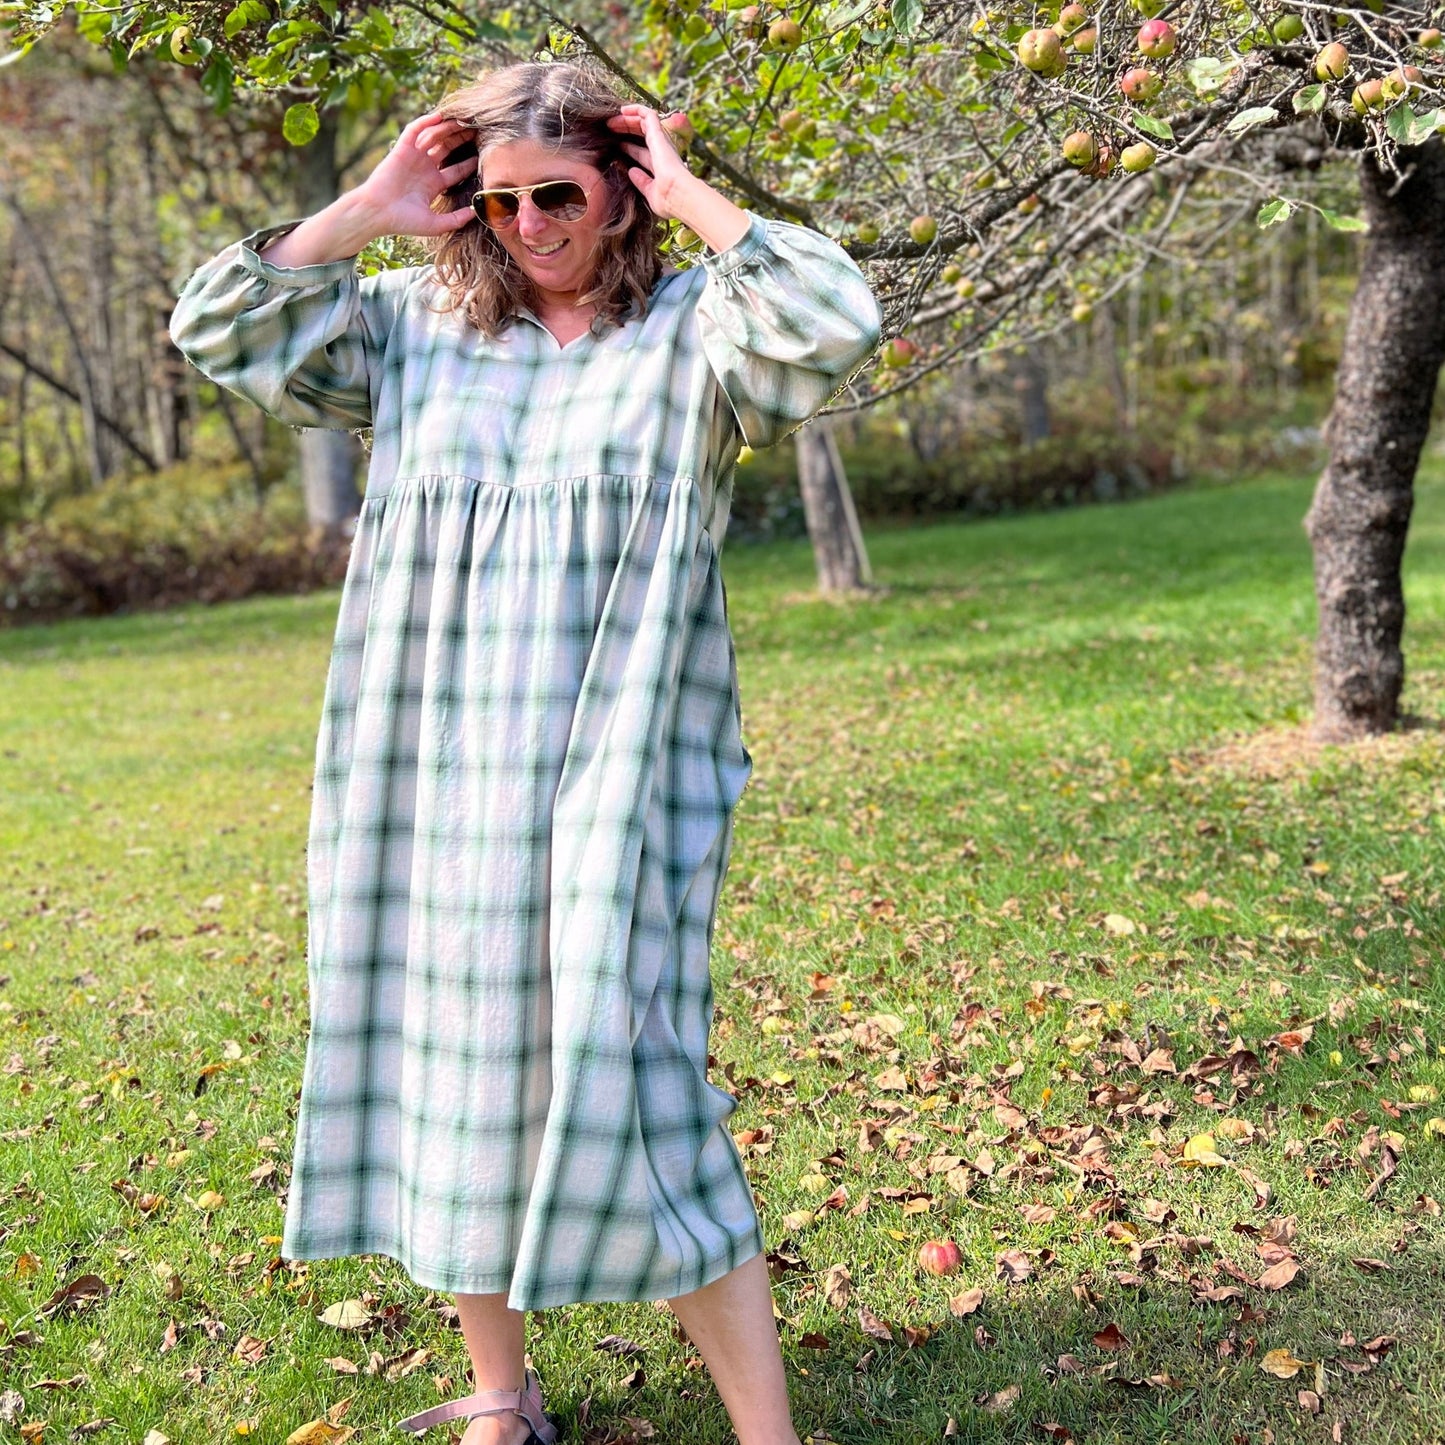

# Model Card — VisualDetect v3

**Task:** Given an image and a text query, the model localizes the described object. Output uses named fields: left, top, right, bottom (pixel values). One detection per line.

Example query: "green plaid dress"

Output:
left=169, top=212, right=881, bottom=1310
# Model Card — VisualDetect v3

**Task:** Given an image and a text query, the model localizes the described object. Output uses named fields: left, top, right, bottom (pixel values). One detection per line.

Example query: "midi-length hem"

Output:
left=170, top=211, right=881, bottom=1313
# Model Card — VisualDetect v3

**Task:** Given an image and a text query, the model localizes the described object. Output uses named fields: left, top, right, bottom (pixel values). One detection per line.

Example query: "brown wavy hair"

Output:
left=423, top=61, right=665, bottom=337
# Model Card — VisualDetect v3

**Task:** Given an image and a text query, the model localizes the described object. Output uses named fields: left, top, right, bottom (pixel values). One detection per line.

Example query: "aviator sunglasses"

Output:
left=470, top=176, right=606, bottom=230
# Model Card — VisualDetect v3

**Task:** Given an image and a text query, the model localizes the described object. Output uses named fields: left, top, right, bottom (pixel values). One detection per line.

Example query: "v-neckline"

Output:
left=516, top=307, right=594, bottom=353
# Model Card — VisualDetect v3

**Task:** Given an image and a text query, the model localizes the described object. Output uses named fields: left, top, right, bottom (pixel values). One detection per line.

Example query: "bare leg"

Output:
left=667, top=1251, right=803, bottom=1445
left=453, top=1293, right=534, bottom=1445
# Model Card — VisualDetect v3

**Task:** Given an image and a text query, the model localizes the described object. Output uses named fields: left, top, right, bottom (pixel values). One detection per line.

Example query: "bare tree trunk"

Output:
left=1013, top=346, right=1051, bottom=446
left=85, top=143, right=120, bottom=481
left=1304, top=139, right=1445, bottom=741
left=294, top=107, right=361, bottom=534
left=795, top=417, right=872, bottom=594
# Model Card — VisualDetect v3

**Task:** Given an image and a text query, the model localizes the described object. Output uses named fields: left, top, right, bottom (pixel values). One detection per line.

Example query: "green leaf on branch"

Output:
left=1318, top=207, right=1368, bottom=233
left=282, top=100, right=319, bottom=145
left=829, top=0, right=873, bottom=25
left=1226, top=106, right=1278, bottom=135
left=200, top=53, right=235, bottom=112
left=1132, top=113, right=1175, bottom=142
left=1256, top=198, right=1293, bottom=229
left=224, top=0, right=269, bottom=38
left=890, top=0, right=923, bottom=36
left=1292, top=84, right=1325, bottom=114
left=1387, top=104, right=1443, bottom=147
left=1183, top=55, right=1236, bottom=96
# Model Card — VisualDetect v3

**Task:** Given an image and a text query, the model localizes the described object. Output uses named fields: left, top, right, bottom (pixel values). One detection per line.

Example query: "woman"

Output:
left=170, top=60, right=880, bottom=1445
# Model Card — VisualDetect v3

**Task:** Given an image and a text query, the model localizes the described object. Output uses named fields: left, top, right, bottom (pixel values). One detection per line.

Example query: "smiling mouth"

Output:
left=526, top=239, right=567, bottom=257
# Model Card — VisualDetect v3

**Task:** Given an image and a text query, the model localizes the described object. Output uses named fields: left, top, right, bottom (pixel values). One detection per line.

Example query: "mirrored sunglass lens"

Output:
left=534, top=183, right=588, bottom=219
left=481, top=192, right=521, bottom=226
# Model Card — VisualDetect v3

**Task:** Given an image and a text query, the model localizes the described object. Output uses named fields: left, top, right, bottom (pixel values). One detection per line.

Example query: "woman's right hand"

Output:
left=351, top=111, right=479, bottom=239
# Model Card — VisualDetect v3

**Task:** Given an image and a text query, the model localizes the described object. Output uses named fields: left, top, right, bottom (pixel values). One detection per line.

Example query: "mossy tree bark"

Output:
left=1304, top=138, right=1445, bottom=741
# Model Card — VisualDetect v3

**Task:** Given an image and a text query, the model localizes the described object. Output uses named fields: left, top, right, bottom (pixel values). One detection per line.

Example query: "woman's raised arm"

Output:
left=168, top=110, right=479, bottom=429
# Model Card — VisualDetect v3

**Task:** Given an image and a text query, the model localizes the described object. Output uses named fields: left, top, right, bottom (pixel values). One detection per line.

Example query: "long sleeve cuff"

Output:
left=236, top=221, right=363, bottom=287
left=700, top=213, right=769, bottom=280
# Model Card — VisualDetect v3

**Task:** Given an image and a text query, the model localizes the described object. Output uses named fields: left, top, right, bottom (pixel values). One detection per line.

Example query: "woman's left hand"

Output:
left=607, top=105, right=698, bottom=222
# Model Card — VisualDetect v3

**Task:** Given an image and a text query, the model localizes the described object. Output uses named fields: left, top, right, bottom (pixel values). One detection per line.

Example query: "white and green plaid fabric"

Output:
left=169, top=213, right=881, bottom=1310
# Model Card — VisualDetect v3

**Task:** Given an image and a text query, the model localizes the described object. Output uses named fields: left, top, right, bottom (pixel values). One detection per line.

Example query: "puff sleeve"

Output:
left=168, top=220, right=411, bottom=430
left=696, top=214, right=882, bottom=450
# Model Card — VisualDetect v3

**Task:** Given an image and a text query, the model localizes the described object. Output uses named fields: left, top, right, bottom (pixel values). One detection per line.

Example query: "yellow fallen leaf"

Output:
left=1409, top=1084, right=1439, bottom=1103
left=1102, top=913, right=1136, bottom=936
left=1424, top=1118, right=1445, bottom=1138
left=1182, top=1134, right=1227, bottom=1167
left=1261, top=1349, right=1309, bottom=1379
left=780, top=1210, right=816, bottom=1234
left=195, top=1191, right=226, bottom=1211
left=285, top=1424, right=355, bottom=1445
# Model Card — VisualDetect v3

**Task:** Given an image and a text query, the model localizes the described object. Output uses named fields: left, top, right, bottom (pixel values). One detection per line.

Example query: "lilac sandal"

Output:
left=396, top=1366, right=560, bottom=1440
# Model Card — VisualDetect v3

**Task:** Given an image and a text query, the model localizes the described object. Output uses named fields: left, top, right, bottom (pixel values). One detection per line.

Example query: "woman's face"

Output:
left=478, top=137, right=611, bottom=308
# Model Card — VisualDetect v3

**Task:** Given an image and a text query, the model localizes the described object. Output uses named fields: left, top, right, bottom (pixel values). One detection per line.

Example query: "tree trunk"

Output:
left=294, top=107, right=361, bottom=534
left=1304, top=139, right=1445, bottom=741
left=1013, top=346, right=1051, bottom=446
left=795, top=417, right=872, bottom=594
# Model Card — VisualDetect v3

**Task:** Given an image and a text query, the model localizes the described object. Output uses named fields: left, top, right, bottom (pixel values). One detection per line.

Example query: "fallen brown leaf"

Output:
left=1257, top=1258, right=1301, bottom=1291
left=821, top=1264, right=852, bottom=1310
left=996, top=1249, right=1032, bottom=1285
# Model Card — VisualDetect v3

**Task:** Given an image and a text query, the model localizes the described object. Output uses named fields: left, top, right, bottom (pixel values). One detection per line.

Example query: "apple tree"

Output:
left=6, top=0, right=1443, bottom=736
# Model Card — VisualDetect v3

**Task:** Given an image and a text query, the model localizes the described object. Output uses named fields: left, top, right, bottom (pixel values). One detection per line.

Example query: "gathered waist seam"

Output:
left=363, top=471, right=701, bottom=505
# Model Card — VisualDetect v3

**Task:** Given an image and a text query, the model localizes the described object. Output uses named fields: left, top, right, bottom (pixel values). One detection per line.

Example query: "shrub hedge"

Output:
left=0, top=461, right=351, bottom=627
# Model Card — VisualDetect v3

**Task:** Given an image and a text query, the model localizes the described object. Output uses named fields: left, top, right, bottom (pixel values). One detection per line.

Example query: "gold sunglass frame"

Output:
left=470, top=177, right=606, bottom=230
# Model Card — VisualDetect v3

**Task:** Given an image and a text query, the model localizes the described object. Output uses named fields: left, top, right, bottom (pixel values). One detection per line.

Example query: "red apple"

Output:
left=768, top=17, right=803, bottom=48
left=1062, top=129, right=1097, bottom=167
left=1136, top=19, right=1176, bottom=58
left=1057, top=3, right=1088, bottom=34
left=1315, top=41, right=1349, bottom=81
left=881, top=336, right=919, bottom=368
left=1351, top=77, right=1385, bottom=113
left=1018, top=28, right=1066, bottom=75
left=919, top=1239, right=963, bottom=1276
left=1380, top=65, right=1424, bottom=100
left=1119, top=66, right=1163, bottom=102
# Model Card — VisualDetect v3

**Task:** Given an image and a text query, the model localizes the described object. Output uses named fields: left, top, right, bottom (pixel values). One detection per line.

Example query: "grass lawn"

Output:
left=1, top=461, right=1442, bottom=1445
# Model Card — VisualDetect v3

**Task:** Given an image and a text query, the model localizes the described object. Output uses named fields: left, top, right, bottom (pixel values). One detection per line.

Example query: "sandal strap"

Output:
left=396, top=1367, right=558, bottom=1440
